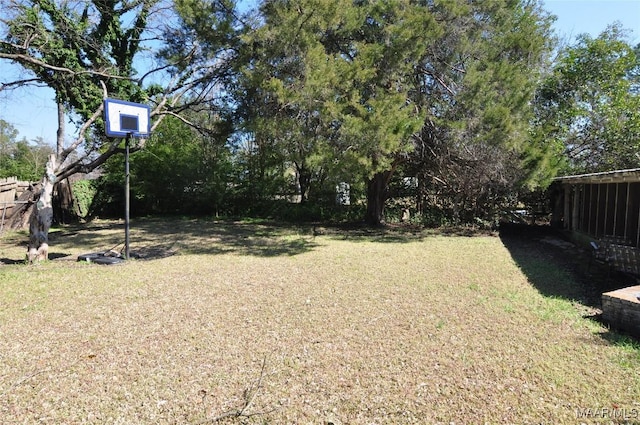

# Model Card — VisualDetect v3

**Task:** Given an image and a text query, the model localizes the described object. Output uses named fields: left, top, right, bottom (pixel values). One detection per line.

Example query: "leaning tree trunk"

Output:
left=364, top=170, right=393, bottom=226
left=27, top=154, right=57, bottom=263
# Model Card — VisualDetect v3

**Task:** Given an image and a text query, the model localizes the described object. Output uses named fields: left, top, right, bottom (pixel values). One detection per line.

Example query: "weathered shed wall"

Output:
left=556, top=169, right=640, bottom=248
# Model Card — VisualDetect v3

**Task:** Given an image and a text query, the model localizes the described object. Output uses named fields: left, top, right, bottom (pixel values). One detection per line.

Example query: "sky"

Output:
left=1, top=0, right=639, bottom=146
left=544, top=0, right=640, bottom=43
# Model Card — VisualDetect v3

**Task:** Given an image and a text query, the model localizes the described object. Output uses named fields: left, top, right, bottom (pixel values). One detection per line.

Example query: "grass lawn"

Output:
left=1, top=218, right=639, bottom=424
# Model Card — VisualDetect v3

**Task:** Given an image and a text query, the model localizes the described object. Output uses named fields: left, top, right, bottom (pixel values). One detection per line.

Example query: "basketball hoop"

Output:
left=104, top=98, right=151, bottom=260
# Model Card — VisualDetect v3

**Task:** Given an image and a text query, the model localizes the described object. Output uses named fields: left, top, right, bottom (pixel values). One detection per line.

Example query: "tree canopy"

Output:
left=0, top=0, right=239, bottom=179
left=235, top=0, right=556, bottom=224
left=405, top=0, right=556, bottom=223
left=3, top=0, right=638, bottom=229
left=0, top=119, right=53, bottom=181
left=534, top=24, right=640, bottom=175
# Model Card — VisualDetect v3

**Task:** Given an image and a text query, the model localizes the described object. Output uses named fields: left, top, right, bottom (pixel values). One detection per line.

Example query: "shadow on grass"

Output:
left=315, top=223, right=426, bottom=243
left=498, top=223, right=633, bottom=307
left=3, top=218, right=499, bottom=264
left=40, top=218, right=323, bottom=261
left=499, top=222, right=640, bottom=344
left=0, top=257, right=24, bottom=265
left=318, top=222, right=494, bottom=244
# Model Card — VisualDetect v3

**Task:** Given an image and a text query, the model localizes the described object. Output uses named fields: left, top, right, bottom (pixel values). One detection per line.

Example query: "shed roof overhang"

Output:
left=554, top=168, right=640, bottom=185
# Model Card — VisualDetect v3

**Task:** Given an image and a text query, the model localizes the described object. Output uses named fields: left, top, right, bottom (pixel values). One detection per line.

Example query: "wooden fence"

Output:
left=0, top=177, right=32, bottom=232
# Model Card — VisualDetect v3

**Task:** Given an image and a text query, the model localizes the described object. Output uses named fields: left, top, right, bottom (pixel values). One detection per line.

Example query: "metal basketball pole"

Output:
left=125, top=133, right=131, bottom=260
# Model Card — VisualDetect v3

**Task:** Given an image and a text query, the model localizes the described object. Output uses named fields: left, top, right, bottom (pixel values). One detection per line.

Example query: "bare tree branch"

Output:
left=56, top=136, right=120, bottom=181
left=0, top=51, right=132, bottom=81
left=60, top=105, right=104, bottom=159
left=0, top=78, right=46, bottom=91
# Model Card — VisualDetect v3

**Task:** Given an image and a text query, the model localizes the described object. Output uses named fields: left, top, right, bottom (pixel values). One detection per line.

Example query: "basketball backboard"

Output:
left=104, top=98, right=150, bottom=138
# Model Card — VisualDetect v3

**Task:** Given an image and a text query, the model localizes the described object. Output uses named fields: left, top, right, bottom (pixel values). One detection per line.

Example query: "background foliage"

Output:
left=2, top=1, right=639, bottom=226
left=0, top=119, right=53, bottom=181
left=533, top=24, right=640, bottom=175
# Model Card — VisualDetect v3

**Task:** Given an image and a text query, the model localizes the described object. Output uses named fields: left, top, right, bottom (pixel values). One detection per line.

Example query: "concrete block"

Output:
left=602, top=285, right=640, bottom=338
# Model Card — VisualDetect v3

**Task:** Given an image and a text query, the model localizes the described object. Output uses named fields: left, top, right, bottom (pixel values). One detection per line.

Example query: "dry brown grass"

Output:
left=1, top=218, right=639, bottom=424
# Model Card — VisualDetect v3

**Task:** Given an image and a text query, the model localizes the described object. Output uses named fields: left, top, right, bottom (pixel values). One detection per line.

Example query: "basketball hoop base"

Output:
left=78, top=251, right=125, bottom=265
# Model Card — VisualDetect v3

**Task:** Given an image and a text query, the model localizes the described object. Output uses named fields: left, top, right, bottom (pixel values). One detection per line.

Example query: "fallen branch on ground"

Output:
left=198, top=355, right=276, bottom=424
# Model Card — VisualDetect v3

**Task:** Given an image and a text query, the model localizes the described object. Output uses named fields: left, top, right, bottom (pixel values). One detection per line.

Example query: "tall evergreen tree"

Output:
left=245, top=0, right=434, bottom=224
left=244, top=0, right=555, bottom=225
